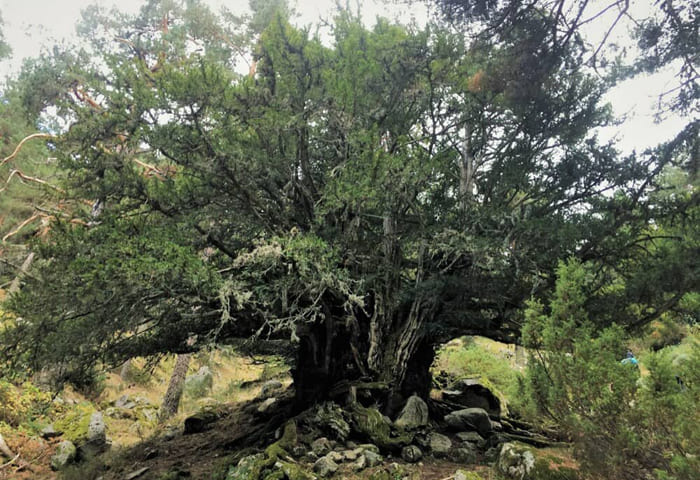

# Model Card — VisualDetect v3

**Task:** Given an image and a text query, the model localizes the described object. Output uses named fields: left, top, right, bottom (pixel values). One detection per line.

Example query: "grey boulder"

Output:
left=444, top=408, right=493, bottom=436
left=394, top=395, right=429, bottom=429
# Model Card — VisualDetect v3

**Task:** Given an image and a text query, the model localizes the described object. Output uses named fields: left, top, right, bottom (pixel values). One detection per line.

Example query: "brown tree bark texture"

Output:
left=159, top=353, right=191, bottom=422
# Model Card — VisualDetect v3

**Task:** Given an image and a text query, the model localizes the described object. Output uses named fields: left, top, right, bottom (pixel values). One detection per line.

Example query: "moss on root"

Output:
left=226, top=421, right=314, bottom=480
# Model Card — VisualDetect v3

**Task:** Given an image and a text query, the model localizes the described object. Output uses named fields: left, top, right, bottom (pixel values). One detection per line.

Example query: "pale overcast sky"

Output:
left=0, top=0, right=688, bottom=153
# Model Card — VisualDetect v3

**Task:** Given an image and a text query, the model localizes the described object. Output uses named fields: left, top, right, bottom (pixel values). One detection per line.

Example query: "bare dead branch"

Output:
left=0, top=169, right=66, bottom=194
left=0, top=433, right=32, bottom=472
left=2, top=214, right=41, bottom=243
left=133, top=158, right=164, bottom=177
left=0, top=133, right=54, bottom=167
left=73, top=86, right=102, bottom=111
left=0, top=452, right=20, bottom=469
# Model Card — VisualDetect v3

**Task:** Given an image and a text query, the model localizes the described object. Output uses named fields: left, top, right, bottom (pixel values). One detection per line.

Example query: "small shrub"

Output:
left=637, top=342, right=699, bottom=480
left=0, top=379, right=52, bottom=426
left=643, top=316, right=688, bottom=351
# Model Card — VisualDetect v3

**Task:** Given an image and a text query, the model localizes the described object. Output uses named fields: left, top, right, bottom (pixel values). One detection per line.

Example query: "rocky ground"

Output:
left=43, top=380, right=575, bottom=480
left=0, top=343, right=581, bottom=480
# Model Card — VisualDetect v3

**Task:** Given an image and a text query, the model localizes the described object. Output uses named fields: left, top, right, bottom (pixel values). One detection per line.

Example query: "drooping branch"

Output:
left=0, top=133, right=54, bottom=167
left=0, top=169, right=65, bottom=194
left=0, top=452, right=20, bottom=470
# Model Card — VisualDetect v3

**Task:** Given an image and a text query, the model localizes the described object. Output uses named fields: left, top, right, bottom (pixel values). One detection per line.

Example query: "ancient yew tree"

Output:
left=2, top=0, right=696, bottom=413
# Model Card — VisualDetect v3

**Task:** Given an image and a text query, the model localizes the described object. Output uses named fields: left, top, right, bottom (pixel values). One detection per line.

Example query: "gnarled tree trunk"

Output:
left=292, top=291, right=438, bottom=417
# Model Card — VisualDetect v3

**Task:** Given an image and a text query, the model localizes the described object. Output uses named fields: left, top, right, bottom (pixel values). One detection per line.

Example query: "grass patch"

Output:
left=433, top=336, right=522, bottom=405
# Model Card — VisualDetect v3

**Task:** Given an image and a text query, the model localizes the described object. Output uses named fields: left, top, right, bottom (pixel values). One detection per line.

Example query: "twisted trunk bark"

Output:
left=292, top=293, right=437, bottom=417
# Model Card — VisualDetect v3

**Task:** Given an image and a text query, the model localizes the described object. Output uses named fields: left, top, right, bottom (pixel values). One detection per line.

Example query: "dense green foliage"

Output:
left=522, top=259, right=699, bottom=479
left=0, top=3, right=601, bottom=374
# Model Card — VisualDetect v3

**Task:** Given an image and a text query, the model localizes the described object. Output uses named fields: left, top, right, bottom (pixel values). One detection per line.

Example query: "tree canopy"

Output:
left=0, top=0, right=697, bottom=408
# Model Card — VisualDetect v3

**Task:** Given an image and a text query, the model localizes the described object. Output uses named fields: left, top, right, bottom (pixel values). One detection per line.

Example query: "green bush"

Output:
left=643, top=315, right=688, bottom=351
left=638, top=342, right=699, bottom=480
left=521, top=259, right=699, bottom=480
left=0, top=379, right=52, bottom=426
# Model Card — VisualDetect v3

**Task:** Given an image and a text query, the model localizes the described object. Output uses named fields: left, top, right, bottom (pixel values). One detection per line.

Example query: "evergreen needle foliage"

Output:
left=0, top=0, right=697, bottom=415
left=522, top=259, right=699, bottom=479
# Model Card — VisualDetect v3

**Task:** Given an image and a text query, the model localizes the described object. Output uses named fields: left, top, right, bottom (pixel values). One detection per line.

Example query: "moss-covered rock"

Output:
left=277, top=461, right=315, bottom=480
left=50, top=440, right=77, bottom=470
left=394, top=395, right=429, bottom=429
left=498, top=442, right=535, bottom=479
left=281, top=420, right=298, bottom=447
left=311, top=402, right=350, bottom=442
left=183, top=403, right=226, bottom=434
left=367, top=463, right=407, bottom=480
left=349, top=403, right=413, bottom=453
left=226, top=453, right=266, bottom=480
left=54, top=403, right=97, bottom=444
left=313, top=455, right=339, bottom=477
left=444, top=408, right=493, bottom=436
left=262, top=471, right=285, bottom=480
left=454, top=470, right=484, bottom=480
left=449, top=377, right=507, bottom=417
left=497, top=443, right=580, bottom=480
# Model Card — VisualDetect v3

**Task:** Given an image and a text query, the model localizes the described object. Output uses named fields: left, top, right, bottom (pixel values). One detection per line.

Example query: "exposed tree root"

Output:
left=429, top=398, right=565, bottom=448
